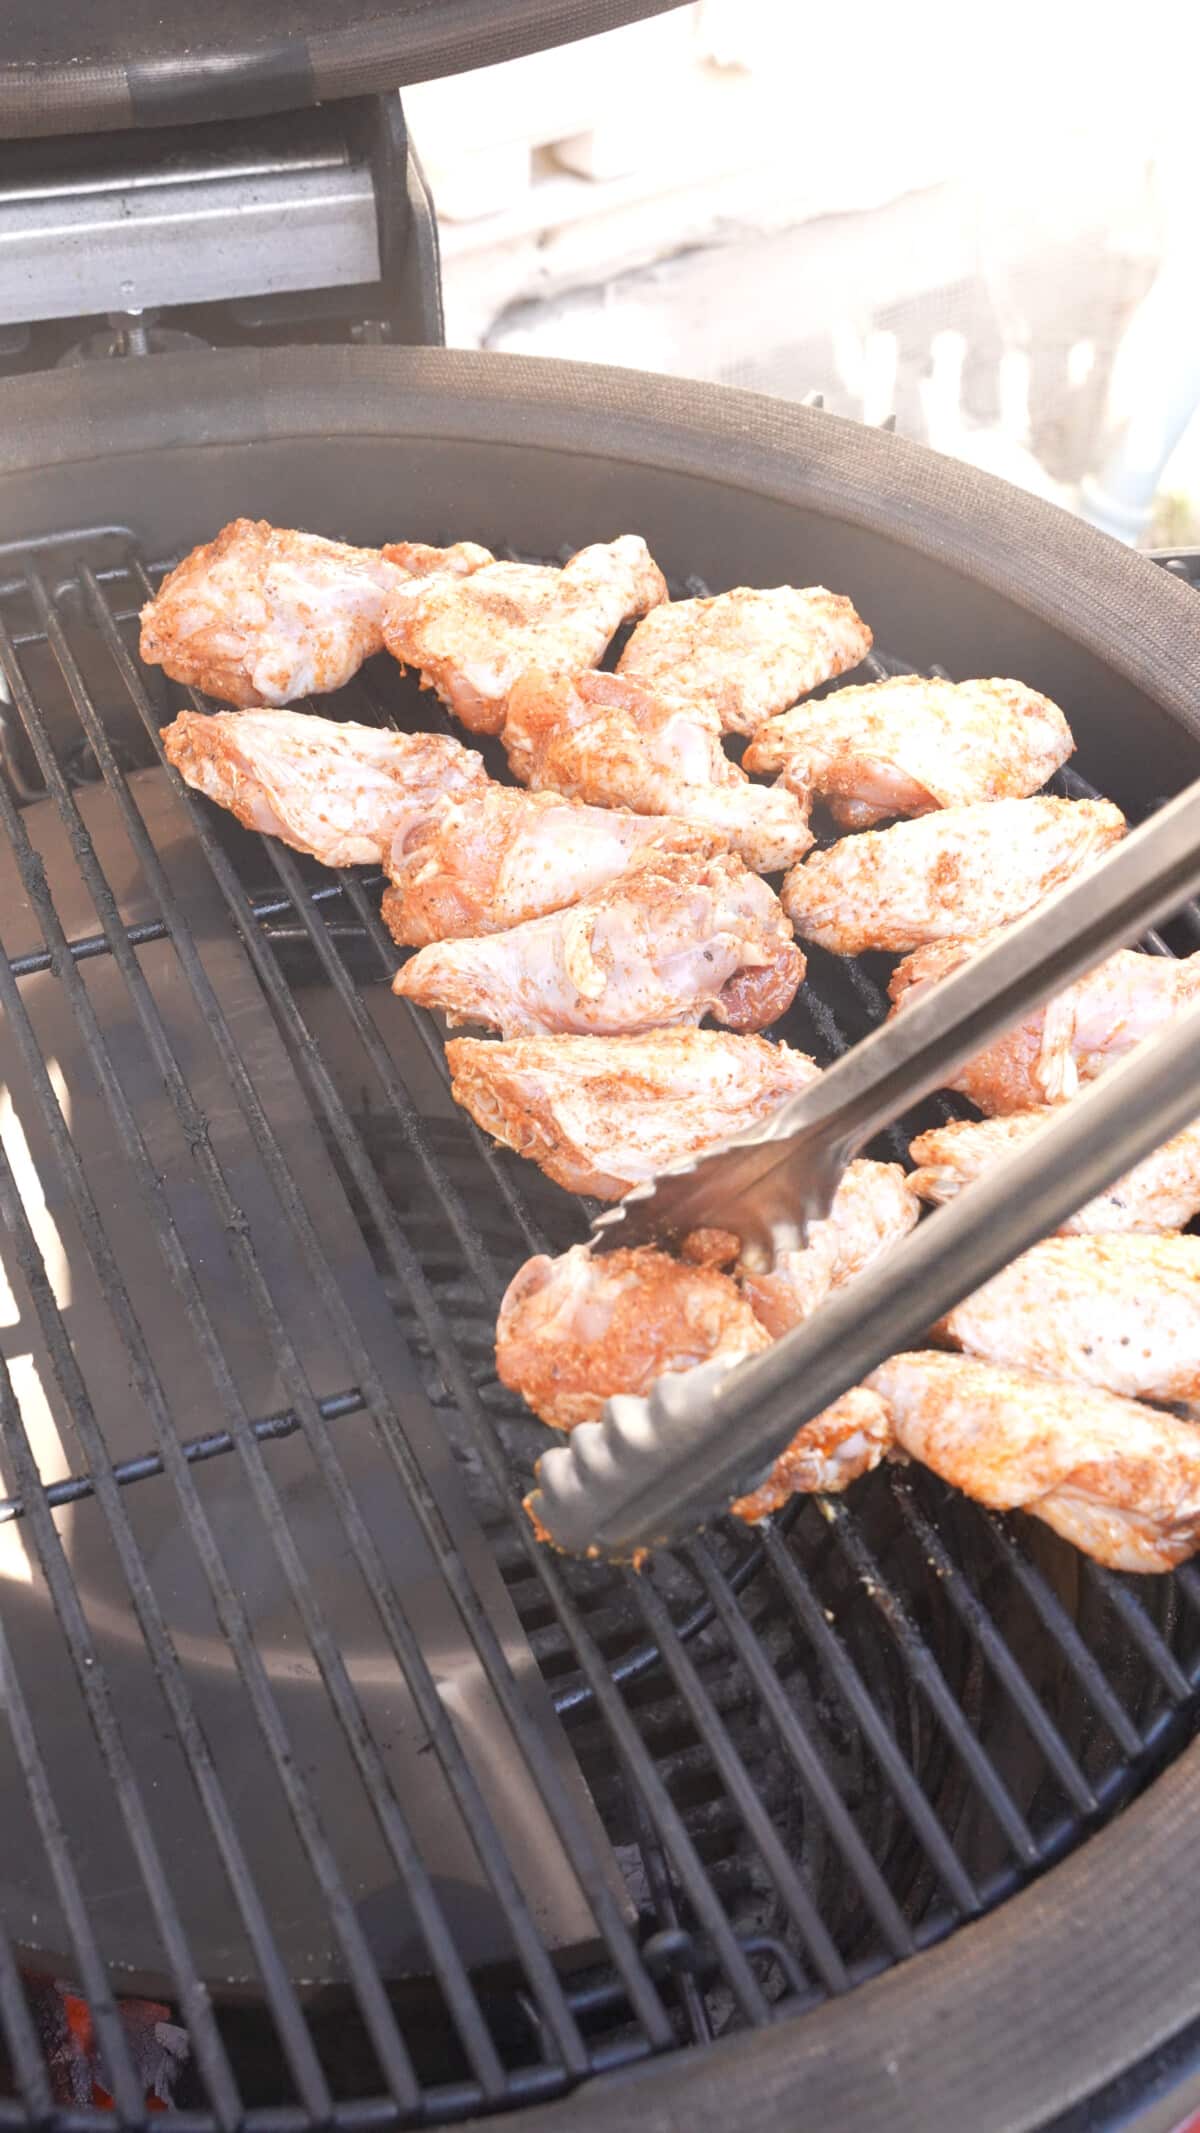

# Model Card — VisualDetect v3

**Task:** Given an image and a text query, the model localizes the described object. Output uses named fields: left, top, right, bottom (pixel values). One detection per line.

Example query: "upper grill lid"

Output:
left=0, top=0, right=679, bottom=139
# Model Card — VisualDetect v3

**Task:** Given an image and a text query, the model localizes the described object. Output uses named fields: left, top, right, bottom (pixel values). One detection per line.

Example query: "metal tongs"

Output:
left=529, top=775, right=1200, bottom=1559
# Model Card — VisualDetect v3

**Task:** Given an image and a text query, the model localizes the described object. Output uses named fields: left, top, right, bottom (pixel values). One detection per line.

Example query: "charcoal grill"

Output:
left=2, top=346, right=1200, bottom=2133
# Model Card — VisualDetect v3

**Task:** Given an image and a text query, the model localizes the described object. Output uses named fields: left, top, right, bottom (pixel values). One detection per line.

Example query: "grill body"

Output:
left=1, top=347, right=1200, bottom=2132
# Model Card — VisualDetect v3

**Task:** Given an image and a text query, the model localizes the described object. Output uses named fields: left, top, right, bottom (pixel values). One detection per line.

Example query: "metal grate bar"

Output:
left=820, top=1501, right=1041, bottom=1868
left=78, top=563, right=666, bottom=2061
left=0, top=613, right=490, bottom=2104
left=101, top=560, right=768, bottom=2034
left=23, top=590, right=582, bottom=2098
left=1082, top=1569, right=1193, bottom=1704
left=628, top=1572, right=850, bottom=1993
left=0, top=1120, right=335, bottom=2120
left=0, top=1334, right=243, bottom=2126
left=0, top=1602, right=146, bottom=2122
left=978, top=1515, right=1145, bottom=1760
left=0, top=752, right=428, bottom=2112
left=756, top=1523, right=982, bottom=1915
left=887, top=1474, right=1099, bottom=1815
left=6, top=875, right=371, bottom=983
left=0, top=1384, right=367, bottom=1523
left=686, top=1537, right=916, bottom=1960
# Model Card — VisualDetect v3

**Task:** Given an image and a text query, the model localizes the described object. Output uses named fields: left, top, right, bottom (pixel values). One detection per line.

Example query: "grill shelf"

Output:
left=0, top=531, right=1198, bottom=2130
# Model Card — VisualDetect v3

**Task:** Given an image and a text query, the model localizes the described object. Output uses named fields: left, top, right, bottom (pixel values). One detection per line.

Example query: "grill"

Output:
left=3, top=347, right=1200, bottom=2133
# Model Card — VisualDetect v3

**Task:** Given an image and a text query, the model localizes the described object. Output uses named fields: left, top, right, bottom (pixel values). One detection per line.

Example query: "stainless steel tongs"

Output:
left=529, top=775, right=1200, bottom=1559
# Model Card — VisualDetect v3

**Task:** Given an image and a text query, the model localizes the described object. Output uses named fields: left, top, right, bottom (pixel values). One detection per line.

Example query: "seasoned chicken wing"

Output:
left=160, top=707, right=488, bottom=867
left=781, top=796, right=1125, bottom=957
left=392, top=850, right=805, bottom=1038
left=939, top=1234, right=1200, bottom=1403
left=496, top=1242, right=769, bottom=1429
left=743, top=674, right=1074, bottom=829
left=616, top=585, right=872, bottom=736
left=909, top=1109, right=1200, bottom=1233
left=868, top=1351, right=1200, bottom=1572
left=729, top=1387, right=894, bottom=1522
left=503, top=668, right=812, bottom=872
left=381, top=536, right=667, bottom=736
left=740, top=1160, right=920, bottom=1338
left=445, top=1028, right=820, bottom=1198
left=382, top=786, right=717, bottom=947
left=890, top=939, right=1200, bottom=1114
left=140, top=517, right=491, bottom=708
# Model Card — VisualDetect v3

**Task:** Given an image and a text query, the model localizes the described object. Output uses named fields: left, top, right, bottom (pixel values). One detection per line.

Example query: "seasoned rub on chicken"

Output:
left=503, top=668, right=812, bottom=872
left=392, top=850, right=805, bottom=1038
left=382, top=786, right=718, bottom=947
left=140, top=518, right=491, bottom=708
left=381, top=536, right=667, bottom=736
left=616, top=585, right=872, bottom=736
left=743, top=674, right=1074, bottom=830
left=729, top=1387, right=894, bottom=1522
left=445, top=1028, right=820, bottom=1198
left=740, top=1159, right=920, bottom=1338
left=160, top=707, right=488, bottom=867
left=496, top=1242, right=769, bottom=1430
left=891, top=939, right=1200, bottom=1114
left=781, top=796, right=1125, bottom=957
left=939, top=1233, right=1200, bottom=1404
left=869, top=1351, right=1200, bottom=1573
left=909, top=1109, right=1200, bottom=1234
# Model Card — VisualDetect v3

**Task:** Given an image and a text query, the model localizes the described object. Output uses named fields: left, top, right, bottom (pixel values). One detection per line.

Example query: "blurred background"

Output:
left=404, top=1, right=1200, bottom=548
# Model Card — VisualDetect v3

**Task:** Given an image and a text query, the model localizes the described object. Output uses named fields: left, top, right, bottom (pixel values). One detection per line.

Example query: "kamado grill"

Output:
left=2, top=13, right=1200, bottom=2133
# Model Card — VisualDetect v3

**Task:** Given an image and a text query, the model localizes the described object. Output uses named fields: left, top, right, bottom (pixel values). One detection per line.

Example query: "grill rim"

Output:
left=1, top=342, right=1200, bottom=2125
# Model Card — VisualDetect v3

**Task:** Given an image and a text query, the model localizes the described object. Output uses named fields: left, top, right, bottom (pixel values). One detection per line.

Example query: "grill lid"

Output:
left=0, top=0, right=680, bottom=138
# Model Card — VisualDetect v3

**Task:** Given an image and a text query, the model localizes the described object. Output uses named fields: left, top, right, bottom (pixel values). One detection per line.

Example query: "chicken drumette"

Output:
left=909, top=1110, right=1200, bottom=1234
left=869, top=1352, right=1200, bottom=1573
left=743, top=674, right=1074, bottom=829
left=740, top=1159, right=920, bottom=1338
left=616, top=584, right=872, bottom=736
left=381, top=536, right=667, bottom=736
left=382, top=786, right=718, bottom=947
left=890, top=939, right=1200, bottom=1113
left=140, top=517, right=491, bottom=708
left=160, top=707, right=488, bottom=867
left=496, top=1243, right=769, bottom=1430
left=782, top=795, right=1125, bottom=957
left=502, top=668, right=812, bottom=872
left=445, top=1027, right=820, bottom=1198
left=392, top=850, right=805, bottom=1038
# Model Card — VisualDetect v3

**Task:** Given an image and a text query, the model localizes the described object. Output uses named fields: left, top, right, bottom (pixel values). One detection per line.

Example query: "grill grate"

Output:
left=0, top=538, right=1197, bottom=2127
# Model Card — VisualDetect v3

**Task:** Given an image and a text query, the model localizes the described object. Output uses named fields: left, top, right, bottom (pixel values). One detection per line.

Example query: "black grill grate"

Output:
left=0, top=539, right=1197, bottom=2127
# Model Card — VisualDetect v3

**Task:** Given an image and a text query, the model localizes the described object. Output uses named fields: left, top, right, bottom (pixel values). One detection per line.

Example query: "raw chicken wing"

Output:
left=869, top=1351, right=1200, bottom=1572
left=909, top=1109, right=1200, bottom=1233
left=617, top=585, right=872, bottom=736
left=445, top=1028, right=820, bottom=1198
left=891, top=939, right=1200, bottom=1113
left=940, top=1233, right=1200, bottom=1403
left=161, top=707, right=488, bottom=867
left=382, top=786, right=717, bottom=947
left=496, top=1243, right=768, bottom=1429
left=730, top=1387, right=894, bottom=1521
left=392, top=851, right=805, bottom=1037
left=783, top=796, right=1124, bottom=957
left=741, top=1160, right=920, bottom=1338
left=743, top=674, right=1074, bottom=829
left=503, top=668, right=812, bottom=871
left=140, top=517, right=491, bottom=708
left=381, top=536, right=667, bottom=735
